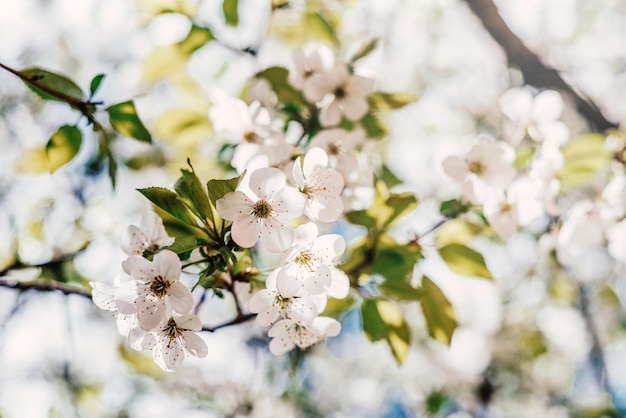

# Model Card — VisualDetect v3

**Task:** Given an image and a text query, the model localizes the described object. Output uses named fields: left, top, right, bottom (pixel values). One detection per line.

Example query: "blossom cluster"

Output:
left=90, top=212, right=208, bottom=371
left=90, top=48, right=382, bottom=370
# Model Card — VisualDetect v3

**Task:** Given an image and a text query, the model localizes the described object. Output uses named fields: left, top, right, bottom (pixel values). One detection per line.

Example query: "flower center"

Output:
left=468, top=161, right=484, bottom=175
left=150, top=275, right=171, bottom=297
left=162, top=317, right=183, bottom=347
left=252, top=200, right=272, bottom=218
left=333, top=86, right=347, bottom=99
left=243, top=130, right=260, bottom=143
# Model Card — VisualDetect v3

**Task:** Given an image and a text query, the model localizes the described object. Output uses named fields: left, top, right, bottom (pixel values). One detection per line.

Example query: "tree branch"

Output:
left=462, top=0, right=619, bottom=132
left=201, top=313, right=255, bottom=332
left=0, top=278, right=92, bottom=299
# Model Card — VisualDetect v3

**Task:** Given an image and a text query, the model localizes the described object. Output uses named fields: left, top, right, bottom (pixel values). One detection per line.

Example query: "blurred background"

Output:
left=1, top=0, right=626, bottom=417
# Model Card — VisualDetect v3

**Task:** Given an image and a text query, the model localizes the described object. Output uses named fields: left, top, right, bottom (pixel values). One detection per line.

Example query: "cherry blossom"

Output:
left=90, top=277, right=139, bottom=336
left=121, top=211, right=174, bottom=256
left=442, top=139, right=516, bottom=204
left=312, top=63, right=374, bottom=127
left=216, top=167, right=306, bottom=252
left=288, top=49, right=328, bottom=102
left=128, top=313, right=208, bottom=372
left=499, top=88, right=569, bottom=145
left=276, top=223, right=349, bottom=298
left=248, top=269, right=322, bottom=327
left=293, top=147, right=344, bottom=223
left=268, top=316, right=341, bottom=355
left=115, top=250, right=194, bottom=330
left=308, top=128, right=365, bottom=183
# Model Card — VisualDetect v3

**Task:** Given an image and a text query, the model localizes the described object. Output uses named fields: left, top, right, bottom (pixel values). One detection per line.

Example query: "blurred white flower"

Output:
left=442, top=139, right=516, bottom=204
left=121, top=212, right=174, bottom=256
left=216, top=167, right=305, bottom=252
left=116, top=250, right=193, bottom=330
left=288, top=49, right=327, bottom=102
left=293, top=147, right=344, bottom=223
left=276, top=222, right=349, bottom=298
left=129, top=313, right=208, bottom=372
left=268, top=316, right=340, bottom=355
left=500, top=88, right=569, bottom=144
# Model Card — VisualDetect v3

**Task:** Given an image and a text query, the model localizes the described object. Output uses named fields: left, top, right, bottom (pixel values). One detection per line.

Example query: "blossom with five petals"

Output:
left=216, top=167, right=306, bottom=252
left=115, top=250, right=194, bottom=330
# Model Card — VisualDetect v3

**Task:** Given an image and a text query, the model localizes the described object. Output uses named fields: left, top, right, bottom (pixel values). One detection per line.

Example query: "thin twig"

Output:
left=0, top=278, right=92, bottom=299
left=201, top=313, right=255, bottom=332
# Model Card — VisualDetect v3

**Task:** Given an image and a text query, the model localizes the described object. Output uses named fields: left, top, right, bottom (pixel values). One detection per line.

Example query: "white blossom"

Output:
left=293, top=147, right=344, bottom=223
left=115, top=250, right=194, bottom=330
left=268, top=316, right=341, bottom=355
left=216, top=167, right=306, bottom=252
left=121, top=212, right=174, bottom=256
left=276, top=223, right=349, bottom=298
left=129, top=313, right=208, bottom=372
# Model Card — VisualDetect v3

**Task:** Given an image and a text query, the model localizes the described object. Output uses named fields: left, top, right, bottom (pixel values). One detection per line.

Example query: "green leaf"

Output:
left=178, top=24, right=214, bottom=55
left=439, top=199, right=471, bottom=219
left=369, top=92, right=417, bottom=111
left=558, top=133, right=611, bottom=191
left=361, top=113, right=387, bottom=139
left=439, top=243, right=492, bottom=280
left=106, top=100, right=152, bottom=143
left=21, top=67, right=84, bottom=102
left=138, top=187, right=198, bottom=227
left=322, top=295, right=357, bottom=320
left=207, top=173, right=244, bottom=207
left=378, top=280, right=422, bottom=301
left=378, top=164, right=403, bottom=189
left=175, top=161, right=214, bottom=223
left=421, top=276, right=457, bottom=345
left=383, top=192, right=417, bottom=228
left=303, top=12, right=335, bottom=44
left=255, top=66, right=303, bottom=104
left=89, top=74, right=105, bottom=97
left=371, top=235, right=422, bottom=282
left=350, top=38, right=378, bottom=63
left=167, top=236, right=199, bottom=259
left=45, top=125, right=82, bottom=172
left=344, top=210, right=377, bottom=228
left=222, top=0, right=238, bottom=26
left=361, top=298, right=411, bottom=364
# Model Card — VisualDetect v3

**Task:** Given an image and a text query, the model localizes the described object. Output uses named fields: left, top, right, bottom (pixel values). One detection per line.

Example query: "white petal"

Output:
left=248, top=167, right=286, bottom=200
left=292, top=156, right=306, bottom=188
left=531, top=90, right=563, bottom=122
left=216, top=191, right=254, bottom=221
left=248, top=289, right=276, bottom=314
left=114, top=281, right=140, bottom=314
left=153, top=250, right=181, bottom=282
left=168, top=281, right=194, bottom=313
left=260, top=216, right=294, bottom=252
left=174, top=313, right=203, bottom=331
left=231, top=216, right=262, bottom=248
left=303, top=147, right=329, bottom=178
left=319, top=100, right=342, bottom=127
left=121, top=225, right=147, bottom=255
left=342, top=95, right=369, bottom=121
left=271, top=187, right=306, bottom=219
left=90, top=281, right=117, bottom=311
left=182, top=331, right=208, bottom=358
left=122, top=255, right=157, bottom=281
left=128, top=326, right=155, bottom=351
left=276, top=267, right=302, bottom=298
left=154, top=335, right=185, bottom=372
left=442, top=156, right=469, bottom=183
left=270, top=333, right=296, bottom=355
left=327, top=268, right=350, bottom=299
left=312, top=316, right=341, bottom=337
left=136, top=294, right=166, bottom=330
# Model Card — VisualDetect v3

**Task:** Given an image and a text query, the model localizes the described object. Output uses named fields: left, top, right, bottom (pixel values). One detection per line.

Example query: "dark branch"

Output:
left=0, top=278, right=92, bottom=299
left=462, top=0, right=619, bottom=132
left=201, top=313, right=255, bottom=332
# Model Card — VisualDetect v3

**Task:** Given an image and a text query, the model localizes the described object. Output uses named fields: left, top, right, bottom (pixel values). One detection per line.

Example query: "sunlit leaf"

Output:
left=420, top=276, right=457, bottom=345
left=361, top=298, right=411, bottom=364
left=322, top=295, right=357, bottom=319
left=136, top=0, right=199, bottom=23
left=178, top=24, right=214, bottom=55
left=439, top=199, right=471, bottom=219
left=369, top=92, right=417, bottom=112
left=167, top=236, right=199, bottom=260
left=175, top=161, right=214, bottom=223
left=21, top=67, right=84, bottom=103
left=372, top=235, right=422, bottom=282
left=439, top=243, right=492, bottom=280
left=138, top=187, right=198, bottom=227
left=558, top=133, right=611, bottom=190
left=383, top=192, right=417, bottom=228
left=222, top=0, right=238, bottom=26
left=106, top=100, right=152, bottom=143
left=436, top=219, right=483, bottom=246
left=378, top=280, right=422, bottom=301
left=46, top=125, right=82, bottom=172
left=207, top=173, right=245, bottom=207
left=350, top=38, right=378, bottom=63
left=303, top=12, right=335, bottom=44
left=344, top=210, right=377, bottom=228
left=361, top=113, right=387, bottom=138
